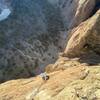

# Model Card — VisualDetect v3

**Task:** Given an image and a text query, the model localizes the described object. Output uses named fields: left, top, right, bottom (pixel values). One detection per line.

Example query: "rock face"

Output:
left=0, top=58, right=100, bottom=100
left=0, top=0, right=96, bottom=81
left=64, top=10, right=100, bottom=57
left=48, top=0, right=95, bottom=29
left=59, top=0, right=95, bottom=29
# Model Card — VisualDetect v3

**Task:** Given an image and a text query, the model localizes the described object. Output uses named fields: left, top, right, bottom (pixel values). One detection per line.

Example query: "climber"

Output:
left=40, top=72, right=49, bottom=81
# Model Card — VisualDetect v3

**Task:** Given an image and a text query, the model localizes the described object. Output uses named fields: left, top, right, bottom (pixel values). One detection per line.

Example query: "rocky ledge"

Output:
left=0, top=58, right=100, bottom=100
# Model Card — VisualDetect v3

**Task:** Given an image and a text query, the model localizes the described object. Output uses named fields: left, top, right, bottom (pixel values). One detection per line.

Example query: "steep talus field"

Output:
left=0, top=0, right=96, bottom=82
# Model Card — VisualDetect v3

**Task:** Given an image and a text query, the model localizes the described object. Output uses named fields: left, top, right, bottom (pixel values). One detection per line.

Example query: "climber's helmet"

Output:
left=40, top=72, right=49, bottom=81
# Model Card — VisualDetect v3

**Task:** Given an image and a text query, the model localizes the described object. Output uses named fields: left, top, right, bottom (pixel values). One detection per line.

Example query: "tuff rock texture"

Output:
left=64, top=10, right=100, bottom=57
left=0, top=58, right=100, bottom=100
left=48, top=0, right=95, bottom=29
left=60, top=0, right=96, bottom=29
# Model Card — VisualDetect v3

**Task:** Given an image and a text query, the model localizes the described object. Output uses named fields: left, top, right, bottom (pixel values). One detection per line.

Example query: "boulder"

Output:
left=64, top=10, right=100, bottom=57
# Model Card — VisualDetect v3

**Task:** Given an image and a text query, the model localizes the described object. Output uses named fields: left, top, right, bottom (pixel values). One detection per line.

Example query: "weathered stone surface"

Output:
left=64, top=10, right=100, bottom=57
left=61, top=0, right=95, bottom=29
left=0, top=59, right=100, bottom=100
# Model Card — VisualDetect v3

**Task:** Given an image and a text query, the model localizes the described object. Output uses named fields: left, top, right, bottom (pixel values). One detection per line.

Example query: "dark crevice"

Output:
left=83, top=43, right=100, bottom=56
left=90, top=0, right=100, bottom=17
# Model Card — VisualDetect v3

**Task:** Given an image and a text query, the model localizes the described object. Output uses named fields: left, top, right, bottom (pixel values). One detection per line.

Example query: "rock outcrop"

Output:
left=0, top=58, right=100, bottom=100
left=64, top=10, right=100, bottom=58
left=59, top=0, right=95, bottom=29
left=48, top=0, right=95, bottom=29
